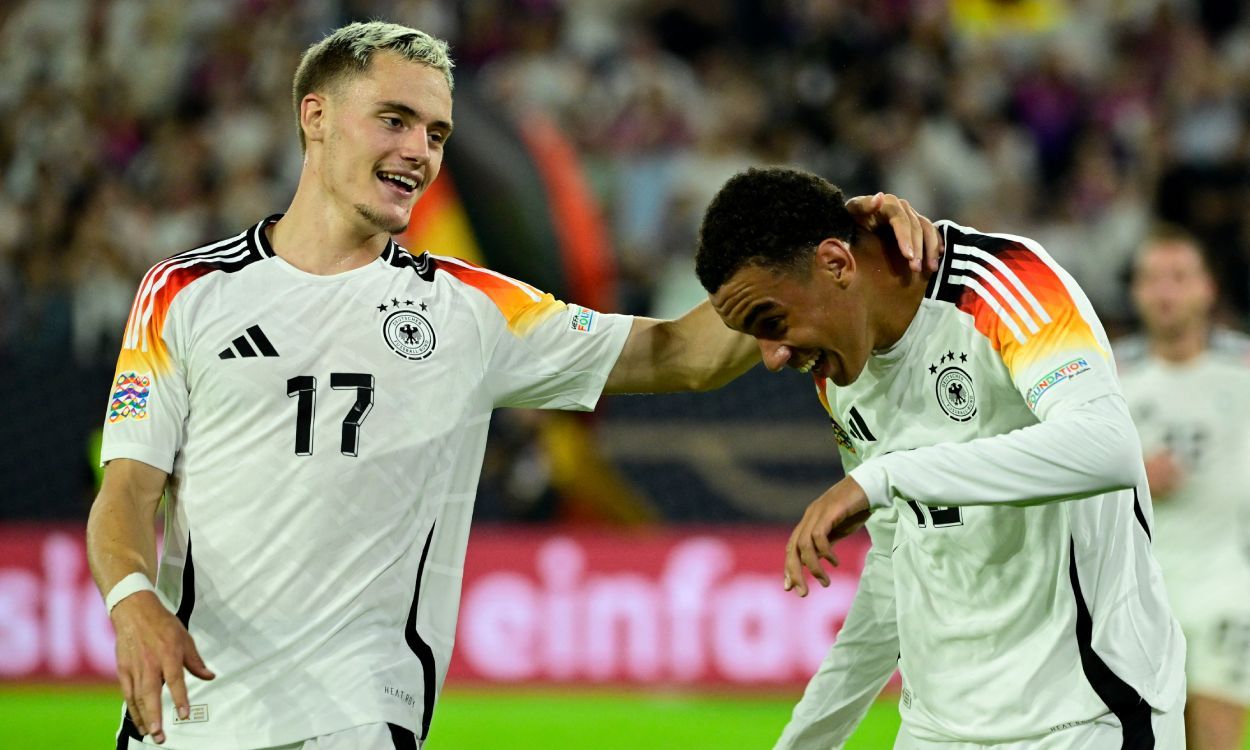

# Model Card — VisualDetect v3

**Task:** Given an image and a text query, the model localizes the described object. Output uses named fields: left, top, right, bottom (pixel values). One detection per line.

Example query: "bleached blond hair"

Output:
left=292, top=21, right=455, bottom=151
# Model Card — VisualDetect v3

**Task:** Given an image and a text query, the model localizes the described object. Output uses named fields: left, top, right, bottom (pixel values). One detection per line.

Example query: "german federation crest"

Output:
left=929, top=351, right=976, bottom=422
left=382, top=309, right=436, bottom=361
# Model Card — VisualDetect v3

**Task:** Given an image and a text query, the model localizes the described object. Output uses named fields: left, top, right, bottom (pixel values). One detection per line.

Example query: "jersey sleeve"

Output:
left=774, top=515, right=899, bottom=750
left=945, top=225, right=1119, bottom=420
left=848, top=225, right=1145, bottom=510
left=850, top=394, right=1143, bottom=509
left=99, top=265, right=194, bottom=473
left=435, top=257, right=631, bottom=410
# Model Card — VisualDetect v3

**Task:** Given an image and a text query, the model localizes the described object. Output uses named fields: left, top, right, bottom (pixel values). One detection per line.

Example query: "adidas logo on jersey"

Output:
left=830, top=406, right=875, bottom=454
left=219, top=325, right=279, bottom=359
left=845, top=406, right=876, bottom=442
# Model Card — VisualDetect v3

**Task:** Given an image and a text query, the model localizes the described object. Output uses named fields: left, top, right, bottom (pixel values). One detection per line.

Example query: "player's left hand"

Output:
left=845, top=192, right=943, bottom=273
left=784, top=477, right=872, bottom=597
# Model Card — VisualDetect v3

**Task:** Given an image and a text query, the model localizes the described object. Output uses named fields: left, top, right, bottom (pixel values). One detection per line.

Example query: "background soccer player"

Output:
left=86, top=21, right=941, bottom=749
left=697, top=167, right=1185, bottom=748
left=1118, top=227, right=1250, bottom=750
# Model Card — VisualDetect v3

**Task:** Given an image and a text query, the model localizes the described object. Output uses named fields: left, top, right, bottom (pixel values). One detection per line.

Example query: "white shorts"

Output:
left=1183, top=615, right=1250, bottom=705
left=126, top=721, right=418, bottom=750
left=892, top=699, right=1184, bottom=749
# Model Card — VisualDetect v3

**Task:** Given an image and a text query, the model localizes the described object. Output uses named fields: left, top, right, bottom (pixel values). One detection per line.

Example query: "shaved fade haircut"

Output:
left=696, top=167, right=857, bottom=293
left=292, top=21, right=455, bottom=152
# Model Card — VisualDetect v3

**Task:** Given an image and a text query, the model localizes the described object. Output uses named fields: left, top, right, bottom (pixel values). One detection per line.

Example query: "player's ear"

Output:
left=300, top=93, right=328, bottom=146
left=815, top=238, right=855, bottom=287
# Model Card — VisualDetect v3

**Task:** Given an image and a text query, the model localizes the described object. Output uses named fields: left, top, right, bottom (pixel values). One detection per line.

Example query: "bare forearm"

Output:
left=604, top=300, right=758, bottom=394
left=86, top=461, right=166, bottom=596
left=89, top=461, right=208, bottom=743
left=662, top=299, right=759, bottom=390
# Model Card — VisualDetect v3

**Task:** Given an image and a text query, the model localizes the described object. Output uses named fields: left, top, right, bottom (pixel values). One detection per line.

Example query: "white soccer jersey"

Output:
left=1116, top=332, right=1250, bottom=625
left=100, top=215, right=631, bottom=749
left=787, top=221, right=1184, bottom=746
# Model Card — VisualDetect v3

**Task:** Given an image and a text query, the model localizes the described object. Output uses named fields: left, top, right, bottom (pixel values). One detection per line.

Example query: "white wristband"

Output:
left=105, top=572, right=156, bottom=614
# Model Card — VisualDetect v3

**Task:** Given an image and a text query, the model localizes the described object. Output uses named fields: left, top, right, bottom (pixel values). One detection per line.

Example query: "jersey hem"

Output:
left=99, top=443, right=176, bottom=474
left=156, top=709, right=420, bottom=749
left=572, top=312, right=632, bottom=411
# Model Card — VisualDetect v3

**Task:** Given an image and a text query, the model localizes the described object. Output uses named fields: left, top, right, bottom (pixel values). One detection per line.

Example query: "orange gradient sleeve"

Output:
left=117, top=264, right=213, bottom=375
left=106, top=263, right=208, bottom=426
left=957, top=246, right=1104, bottom=373
left=953, top=243, right=1116, bottom=417
left=431, top=254, right=632, bottom=411
left=431, top=256, right=565, bottom=335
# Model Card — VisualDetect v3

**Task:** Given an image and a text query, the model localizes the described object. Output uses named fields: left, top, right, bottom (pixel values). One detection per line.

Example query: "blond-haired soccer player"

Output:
left=86, top=22, right=938, bottom=749
left=1118, top=227, right=1250, bottom=750
left=699, top=167, right=1185, bottom=748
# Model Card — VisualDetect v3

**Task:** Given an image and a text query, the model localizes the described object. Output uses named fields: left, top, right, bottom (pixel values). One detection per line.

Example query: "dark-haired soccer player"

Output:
left=697, top=167, right=1185, bottom=748
left=1118, top=227, right=1250, bottom=750
left=86, top=21, right=939, bottom=750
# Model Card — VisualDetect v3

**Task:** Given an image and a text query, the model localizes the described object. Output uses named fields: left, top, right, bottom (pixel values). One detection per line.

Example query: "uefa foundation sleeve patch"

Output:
left=567, top=304, right=598, bottom=334
left=1025, top=357, right=1091, bottom=410
left=109, top=372, right=152, bottom=422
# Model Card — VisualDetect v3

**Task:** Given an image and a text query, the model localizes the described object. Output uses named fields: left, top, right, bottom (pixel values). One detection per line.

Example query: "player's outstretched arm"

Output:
left=602, top=299, right=758, bottom=394
left=603, top=193, right=943, bottom=394
left=87, top=458, right=215, bottom=745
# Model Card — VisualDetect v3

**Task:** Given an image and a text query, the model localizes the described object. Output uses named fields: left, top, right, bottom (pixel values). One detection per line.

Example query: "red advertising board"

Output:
left=0, top=524, right=118, bottom=680
left=0, top=524, right=869, bottom=686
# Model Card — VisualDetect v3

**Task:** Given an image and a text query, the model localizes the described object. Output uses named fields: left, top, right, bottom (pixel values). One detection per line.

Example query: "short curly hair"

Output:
left=695, top=167, right=857, bottom=293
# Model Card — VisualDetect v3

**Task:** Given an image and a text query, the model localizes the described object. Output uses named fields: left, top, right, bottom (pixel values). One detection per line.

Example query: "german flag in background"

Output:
left=399, top=86, right=618, bottom=313
left=399, top=88, right=650, bottom=524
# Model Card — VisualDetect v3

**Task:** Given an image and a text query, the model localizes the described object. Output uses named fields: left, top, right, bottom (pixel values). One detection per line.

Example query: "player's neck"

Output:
left=1149, top=324, right=1208, bottom=364
left=270, top=181, right=391, bottom=276
left=864, top=241, right=932, bottom=350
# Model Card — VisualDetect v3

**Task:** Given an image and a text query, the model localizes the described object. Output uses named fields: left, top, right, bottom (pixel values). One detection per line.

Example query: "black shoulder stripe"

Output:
left=943, top=224, right=1027, bottom=257
left=926, top=224, right=962, bottom=304
left=381, top=238, right=404, bottom=264
left=247, top=214, right=284, bottom=259
left=151, top=220, right=270, bottom=277
left=148, top=229, right=262, bottom=278
left=929, top=224, right=1038, bottom=307
left=389, top=246, right=438, bottom=282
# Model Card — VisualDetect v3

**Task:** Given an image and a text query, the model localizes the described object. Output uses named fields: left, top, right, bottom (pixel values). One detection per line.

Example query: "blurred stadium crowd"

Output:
left=4, top=0, right=1250, bottom=519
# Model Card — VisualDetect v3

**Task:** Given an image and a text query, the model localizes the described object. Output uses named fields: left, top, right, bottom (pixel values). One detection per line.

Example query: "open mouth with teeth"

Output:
left=378, top=170, right=419, bottom=196
left=795, top=351, right=829, bottom=376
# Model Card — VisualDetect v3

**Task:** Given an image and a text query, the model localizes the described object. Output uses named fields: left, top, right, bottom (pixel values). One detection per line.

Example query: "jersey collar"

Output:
left=250, top=214, right=401, bottom=264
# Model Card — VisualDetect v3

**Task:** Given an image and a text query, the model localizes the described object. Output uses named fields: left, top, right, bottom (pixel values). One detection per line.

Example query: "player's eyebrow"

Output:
left=377, top=100, right=454, bottom=134
left=742, top=302, right=777, bottom=334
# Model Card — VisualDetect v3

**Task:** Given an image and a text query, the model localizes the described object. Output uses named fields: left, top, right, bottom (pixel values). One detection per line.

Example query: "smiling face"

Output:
left=304, top=52, right=453, bottom=236
left=710, top=242, right=874, bottom=386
